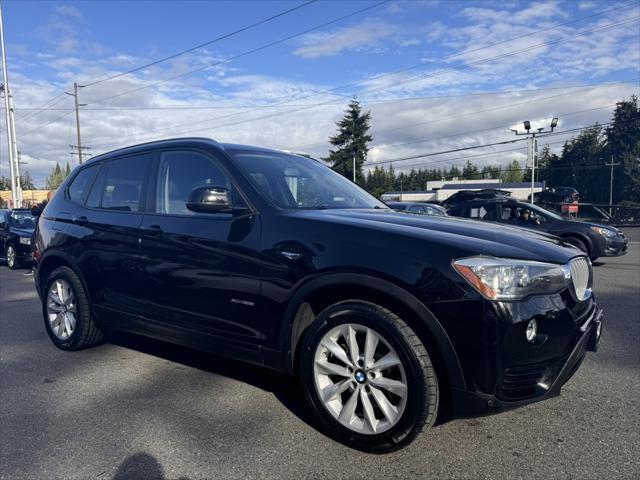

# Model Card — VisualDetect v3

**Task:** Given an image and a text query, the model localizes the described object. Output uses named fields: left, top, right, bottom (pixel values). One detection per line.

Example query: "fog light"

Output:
left=526, top=319, right=537, bottom=342
left=596, top=321, right=602, bottom=339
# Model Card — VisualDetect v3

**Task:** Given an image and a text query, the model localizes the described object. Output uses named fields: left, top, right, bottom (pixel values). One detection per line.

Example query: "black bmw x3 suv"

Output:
left=33, top=138, right=602, bottom=451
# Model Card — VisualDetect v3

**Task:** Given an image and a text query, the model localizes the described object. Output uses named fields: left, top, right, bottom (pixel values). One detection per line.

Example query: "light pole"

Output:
left=510, top=117, right=558, bottom=204
left=605, top=155, right=620, bottom=216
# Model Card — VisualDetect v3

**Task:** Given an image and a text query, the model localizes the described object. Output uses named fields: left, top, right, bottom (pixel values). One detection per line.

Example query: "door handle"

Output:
left=72, top=216, right=88, bottom=226
left=141, top=225, right=163, bottom=236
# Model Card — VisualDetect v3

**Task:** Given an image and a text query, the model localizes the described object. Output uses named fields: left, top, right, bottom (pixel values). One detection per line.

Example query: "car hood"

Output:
left=287, top=208, right=582, bottom=264
left=9, top=226, right=34, bottom=237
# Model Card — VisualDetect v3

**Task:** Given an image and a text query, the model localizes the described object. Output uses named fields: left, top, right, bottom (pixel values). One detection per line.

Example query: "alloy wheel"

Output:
left=6, top=246, right=15, bottom=268
left=46, top=279, right=77, bottom=340
left=313, top=323, right=408, bottom=435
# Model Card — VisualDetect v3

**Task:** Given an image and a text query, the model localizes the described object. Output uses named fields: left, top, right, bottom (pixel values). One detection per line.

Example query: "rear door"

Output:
left=66, top=153, right=152, bottom=324
left=0, top=211, right=8, bottom=252
left=136, top=148, right=263, bottom=358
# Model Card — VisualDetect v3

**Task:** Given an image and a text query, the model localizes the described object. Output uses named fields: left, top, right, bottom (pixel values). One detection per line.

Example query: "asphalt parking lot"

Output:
left=1, top=229, right=639, bottom=480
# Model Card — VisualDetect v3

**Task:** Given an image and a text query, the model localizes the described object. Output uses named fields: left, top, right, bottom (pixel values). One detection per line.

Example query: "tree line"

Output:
left=326, top=96, right=639, bottom=205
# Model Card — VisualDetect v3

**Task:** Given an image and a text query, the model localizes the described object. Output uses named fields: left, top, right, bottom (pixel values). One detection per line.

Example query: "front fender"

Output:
left=281, top=271, right=466, bottom=391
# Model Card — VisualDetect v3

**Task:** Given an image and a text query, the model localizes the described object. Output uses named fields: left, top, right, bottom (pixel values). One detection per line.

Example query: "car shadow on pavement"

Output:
left=108, top=331, right=324, bottom=434
left=113, top=452, right=190, bottom=480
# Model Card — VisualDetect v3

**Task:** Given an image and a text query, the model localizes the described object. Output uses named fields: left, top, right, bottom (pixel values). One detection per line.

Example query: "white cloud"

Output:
left=294, top=21, right=396, bottom=58
left=4, top=2, right=638, bottom=188
left=460, top=2, right=567, bottom=24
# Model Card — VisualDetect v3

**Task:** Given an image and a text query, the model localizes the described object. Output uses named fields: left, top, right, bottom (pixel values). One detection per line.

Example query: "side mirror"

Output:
left=186, top=185, right=233, bottom=213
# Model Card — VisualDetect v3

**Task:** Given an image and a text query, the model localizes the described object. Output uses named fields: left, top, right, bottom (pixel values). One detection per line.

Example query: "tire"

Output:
left=42, top=266, right=104, bottom=350
left=563, top=236, right=588, bottom=255
left=5, top=244, right=19, bottom=269
left=299, top=300, right=439, bottom=452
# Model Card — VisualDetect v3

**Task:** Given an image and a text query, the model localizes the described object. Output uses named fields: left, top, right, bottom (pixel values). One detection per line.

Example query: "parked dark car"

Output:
left=0, top=208, right=38, bottom=269
left=530, top=187, right=579, bottom=204
left=446, top=192, right=627, bottom=261
left=441, top=188, right=512, bottom=207
left=33, top=138, right=603, bottom=451
left=385, top=202, right=448, bottom=216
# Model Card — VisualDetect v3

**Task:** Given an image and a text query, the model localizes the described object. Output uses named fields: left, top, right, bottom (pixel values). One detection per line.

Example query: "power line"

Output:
left=365, top=103, right=618, bottom=154
left=386, top=139, right=575, bottom=173
left=85, top=0, right=391, bottom=105
left=81, top=0, right=319, bottom=88
left=88, top=16, right=639, bottom=150
left=14, top=94, right=69, bottom=124
left=11, top=1, right=638, bottom=130
left=7, top=81, right=636, bottom=112
left=287, top=81, right=638, bottom=151
left=292, top=1, right=640, bottom=108
left=364, top=123, right=615, bottom=167
left=87, top=2, right=639, bottom=109
left=20, top=111, right=74, bottom=137
left=12, top=0, right=322, bottom=124
left=6, top=80, right=637, bottom=116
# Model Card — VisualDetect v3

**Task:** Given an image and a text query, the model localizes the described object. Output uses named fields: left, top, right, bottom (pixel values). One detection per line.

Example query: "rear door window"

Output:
left=88, top=154, right=150, bottom=211
left=470, top=205, right=491, bottom=220
left=67, top=164, right=99, bottom=204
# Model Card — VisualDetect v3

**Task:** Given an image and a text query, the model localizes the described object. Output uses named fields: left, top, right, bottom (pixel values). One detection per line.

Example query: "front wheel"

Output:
left=5, top=244, right=19, bottom=269
left=299, top=301, right=439, bottom=452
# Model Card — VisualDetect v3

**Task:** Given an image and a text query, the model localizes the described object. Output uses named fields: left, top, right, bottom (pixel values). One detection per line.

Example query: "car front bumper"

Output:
left=604, top=235, right=628, bottom=257
left=451, top=307, right=603, bottom=417
left=14, top=242, right=34, bottom=264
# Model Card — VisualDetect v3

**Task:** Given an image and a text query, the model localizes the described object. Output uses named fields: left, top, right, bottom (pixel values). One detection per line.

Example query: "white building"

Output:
left=381, top=179, right=545, bottom=203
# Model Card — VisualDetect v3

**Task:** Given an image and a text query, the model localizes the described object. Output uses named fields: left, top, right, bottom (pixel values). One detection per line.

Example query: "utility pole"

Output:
left=352, top=149, right=356, bottom=183
left=0, top=3, right=21, bottom=208
left=510, top=117, right=558, bottom=205
left=69, top=144, right=91, bottom=162
left=66, top=82, right=85, bottom=164
left=7, top=88, right=21, bottom=204
left=605, top=155, right=621, bottom=216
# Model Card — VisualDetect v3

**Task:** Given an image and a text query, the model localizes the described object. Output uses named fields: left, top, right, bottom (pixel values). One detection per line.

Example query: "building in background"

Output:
left=0, top=190, right=50, bottom=208
left=381, top=179, right=545, bottom=203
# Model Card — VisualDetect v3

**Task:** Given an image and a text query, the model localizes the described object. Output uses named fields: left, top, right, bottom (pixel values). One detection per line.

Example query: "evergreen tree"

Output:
left=536, top=145, right=558, bottom=184
left=324, top=98, right=373, bottom=184
left=46, top=163, right=65, bottom=190
left=501, top=160, right=524, bottom=183
left=554, top=125, right=605, bottom=201
left=19, top=170, right=36, bottom=190
left=606, top=96, right=640, bottom=204
left=461, top=160, right=479, bottom=179
left=64, top=162, right=71, bottom=177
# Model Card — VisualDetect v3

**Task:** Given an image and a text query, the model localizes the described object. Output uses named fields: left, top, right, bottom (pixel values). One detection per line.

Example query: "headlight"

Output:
left=590, top=226, right=617, bottom=238
left=19, top=237, right=31, bottom=245
left=453, top=257, right=571, bottom=300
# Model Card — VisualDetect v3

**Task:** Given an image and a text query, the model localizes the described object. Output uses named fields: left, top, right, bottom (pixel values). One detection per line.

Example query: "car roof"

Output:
left=86, top=137, right=296, bottom=165
left=449, top=194, right=516, bottom=205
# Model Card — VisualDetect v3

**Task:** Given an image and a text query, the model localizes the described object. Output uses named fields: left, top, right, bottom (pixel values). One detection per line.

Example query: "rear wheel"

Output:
left=300, top=300, right=439, bottom=452
left=5, top=244, right=19, bottom=269
left=43, top=266, right=103, bottom=350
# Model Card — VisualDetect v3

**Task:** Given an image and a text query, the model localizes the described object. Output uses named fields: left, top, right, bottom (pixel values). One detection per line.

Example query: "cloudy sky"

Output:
left=1, top=0, right=638, bottom=187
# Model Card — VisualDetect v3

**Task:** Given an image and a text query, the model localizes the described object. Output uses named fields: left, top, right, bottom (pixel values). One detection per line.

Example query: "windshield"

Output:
left=9, top=210, right=37, bottom=229
left=527, top=203, right=564, bottom=221
left=230, top=149, right=387, bottom=210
